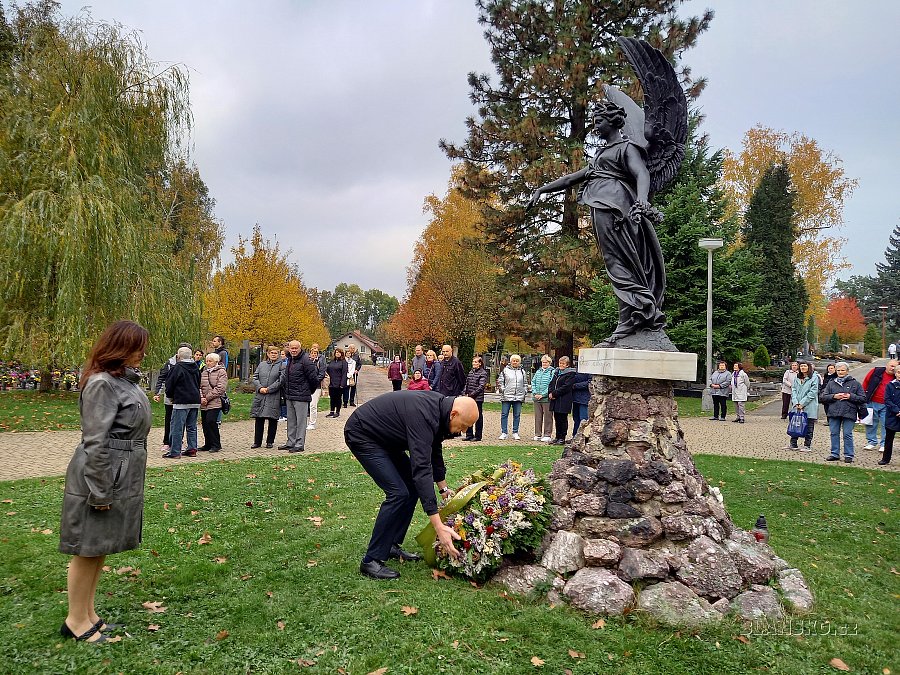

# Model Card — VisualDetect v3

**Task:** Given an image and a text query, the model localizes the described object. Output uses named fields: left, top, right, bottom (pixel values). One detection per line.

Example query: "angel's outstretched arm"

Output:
left=525, top=167, right=589, bottom=210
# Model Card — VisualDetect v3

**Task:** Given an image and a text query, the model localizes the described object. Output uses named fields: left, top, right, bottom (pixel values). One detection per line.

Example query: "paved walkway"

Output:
left=0, top=363, right=895, bottom=482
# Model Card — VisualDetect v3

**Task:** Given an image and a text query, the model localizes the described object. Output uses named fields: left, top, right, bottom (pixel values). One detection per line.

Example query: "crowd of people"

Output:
left=710, top=357, right=894, bottom=466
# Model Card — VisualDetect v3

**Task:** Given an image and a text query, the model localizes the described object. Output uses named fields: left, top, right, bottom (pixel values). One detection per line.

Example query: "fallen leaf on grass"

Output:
left=297, top=659, right=316, bottom=667
left=201, top=497, right=211, bottom=502
left=142, top=601, right=167, bottom=614
left=592, top=618, right=606, bottom=629
left=246, top=474, right=257, bottom=479
left=163, top=503, right=169, bottom=511
left=215, top=629, right=229, bottom=641
left=277, top=621, right=285, bottom=630
left=266, top=591, right=273, bottom=598
left=240, top=574, right=253, bottom=581
left=400, top=606, right=418, bottom=616
left=306, top=516, right=323, bottom=527
left=245, top=501, right=253, bottom=507
left=367, top=669, right=388, bottom=675
left=190, top=510, right=199, bottom=516
left=734, top=635, right=750, bottom=644
left=105, top=635, right=123, bottom=643
left=530, top=656, right=545, bottom=667
left=198, top=532, right=212, bottom=545
left=114, top=566, right=133, bottom=575
left=568, top=649, right=585, bottom=658
left=150, top=550, right=160, bottom=557
left=829, top=657, right=850, bottom=671
left=1, top=499, right=12, bottom=504
left=306, top=560, right=318, bottom=567
left=214, top=557, right=227, bottom=564
left=147, top=624, right=160, bottom=632
left=431, top=569, right=451, bottom=581
left=451, top=640, right=459, bottom=649
left=40, top=528, right=53, bottom=535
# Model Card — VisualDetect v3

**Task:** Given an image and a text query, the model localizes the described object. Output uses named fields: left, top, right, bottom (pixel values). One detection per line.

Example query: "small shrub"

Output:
left=752, top=345, right=771, bottom=368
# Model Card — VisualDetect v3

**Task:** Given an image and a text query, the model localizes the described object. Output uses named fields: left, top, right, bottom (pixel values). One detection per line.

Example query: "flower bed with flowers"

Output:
left=419, top=461, right=550, bottom=582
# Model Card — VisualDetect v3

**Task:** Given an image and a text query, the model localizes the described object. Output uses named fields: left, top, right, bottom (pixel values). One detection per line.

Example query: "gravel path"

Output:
left=0, top=362, right=895, bottom=481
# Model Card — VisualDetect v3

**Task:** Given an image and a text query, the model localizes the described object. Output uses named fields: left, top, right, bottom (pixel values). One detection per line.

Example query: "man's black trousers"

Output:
left=345, top=430, right=419, bottom=562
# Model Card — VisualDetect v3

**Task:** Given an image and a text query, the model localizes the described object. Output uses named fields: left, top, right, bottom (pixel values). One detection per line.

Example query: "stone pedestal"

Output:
left=494, top=374, right=813, bottom=626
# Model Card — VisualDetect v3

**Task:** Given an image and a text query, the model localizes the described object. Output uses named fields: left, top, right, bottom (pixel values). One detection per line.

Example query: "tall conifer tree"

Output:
left=442, top=0, right=712, bottom=355
left=743, top=164, right=807, bottom=356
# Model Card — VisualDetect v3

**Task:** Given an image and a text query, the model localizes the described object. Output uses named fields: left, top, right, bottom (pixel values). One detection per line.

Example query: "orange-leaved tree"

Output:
left=386, top=167, right=498, bottom=361
left=819, top=296, right=866, bottom=344
left=206, top=224, right=329, bottom=349
left=721, top=125, right=858, bottom=319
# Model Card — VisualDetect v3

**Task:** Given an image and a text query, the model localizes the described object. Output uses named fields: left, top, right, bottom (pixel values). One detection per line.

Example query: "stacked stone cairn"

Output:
left=493, top=376, right=814, bottom=626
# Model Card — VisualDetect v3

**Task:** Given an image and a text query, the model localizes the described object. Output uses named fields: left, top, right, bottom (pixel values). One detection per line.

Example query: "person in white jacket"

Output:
left=731, top=361, right=751, bottom=423
left=497, top=354, right=527, bottom=440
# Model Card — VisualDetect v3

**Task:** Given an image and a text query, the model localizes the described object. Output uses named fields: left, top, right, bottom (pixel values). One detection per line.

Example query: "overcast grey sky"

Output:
left=57, top=1, right=900, bottom=300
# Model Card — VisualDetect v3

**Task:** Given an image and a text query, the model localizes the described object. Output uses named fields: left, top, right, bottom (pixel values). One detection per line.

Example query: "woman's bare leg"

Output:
left=65, top=555, right=106, bottom=641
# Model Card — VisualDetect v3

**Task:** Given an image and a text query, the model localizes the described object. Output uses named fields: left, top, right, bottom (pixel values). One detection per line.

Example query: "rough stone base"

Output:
left=492, top=375, right=814, bottom=626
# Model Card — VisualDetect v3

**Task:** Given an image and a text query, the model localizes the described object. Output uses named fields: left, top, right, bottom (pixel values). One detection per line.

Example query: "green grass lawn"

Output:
left=0, top=446, right=896, bottom=674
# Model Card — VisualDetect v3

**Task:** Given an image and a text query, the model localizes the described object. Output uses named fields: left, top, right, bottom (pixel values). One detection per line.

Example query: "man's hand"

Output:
left=260, top=387, right=268, bottom=394
left=430, top=515, right=461, bottom=559
left=201, top=397, right=208, bottom=405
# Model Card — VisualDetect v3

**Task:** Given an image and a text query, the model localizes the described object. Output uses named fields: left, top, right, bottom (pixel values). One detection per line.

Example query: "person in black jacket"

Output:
left=163, top=347, right=201, bottom=458
left=434, top=344, right=466, bottom=396
left=325, top=348, right=349, bottom=418
left=548, top=356, right=576, bottom=445
left=462, top=355, right=488, bottom=441
left=344, top=391, right=479, bottom=580
left=277, top=340, right=320, bottom=453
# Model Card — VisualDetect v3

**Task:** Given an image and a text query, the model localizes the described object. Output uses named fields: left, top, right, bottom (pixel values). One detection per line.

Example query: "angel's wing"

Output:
left=602, top=84, right=647, bottom=149
left=616, top=37, right=688, bottom=195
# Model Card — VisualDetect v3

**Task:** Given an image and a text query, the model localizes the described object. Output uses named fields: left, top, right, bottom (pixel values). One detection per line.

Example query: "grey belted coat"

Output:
left=59, top=370, right=151, bottom=557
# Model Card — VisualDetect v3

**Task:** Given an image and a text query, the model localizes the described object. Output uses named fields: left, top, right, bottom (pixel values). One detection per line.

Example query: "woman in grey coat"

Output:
left=251, top=345, right=284, bottom=448
left=59, top=321, right=151, bottom=643
left=708, top=360, right=731, bottom=421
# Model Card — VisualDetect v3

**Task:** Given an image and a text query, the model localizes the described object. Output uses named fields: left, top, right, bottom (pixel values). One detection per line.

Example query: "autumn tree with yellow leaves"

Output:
left=206, top=225, right=329, bottom=349
left=721, top=125, right=858, bottom=318
left=387, top=169, right=498, bottom=365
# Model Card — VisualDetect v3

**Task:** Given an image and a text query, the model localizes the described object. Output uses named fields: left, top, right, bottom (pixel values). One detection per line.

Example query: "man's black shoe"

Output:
left=389, top=544, right=422, bottom=562
left=277, top=444, right=293, bottom=450
left=825, top=455, right=840, bottom=461
left=289, top=446, right=305, bottom=453
left=359, top=560, right=400, bottom=580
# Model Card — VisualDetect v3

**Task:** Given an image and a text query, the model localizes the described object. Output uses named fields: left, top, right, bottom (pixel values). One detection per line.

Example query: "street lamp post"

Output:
left=699, top=238, right=724, bottom=411
left=879, top=305, right=889, bottom=358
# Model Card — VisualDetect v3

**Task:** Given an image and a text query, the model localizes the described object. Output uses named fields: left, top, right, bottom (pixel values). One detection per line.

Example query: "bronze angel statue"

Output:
left=526, top=37, right=687, bottom=351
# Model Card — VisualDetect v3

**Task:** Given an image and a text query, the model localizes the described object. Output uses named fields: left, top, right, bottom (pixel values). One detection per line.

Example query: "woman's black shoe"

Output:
left=60, top=621, right=107, bottom=643
left=265, top=443, right=274, bottom=449
left=250, top=444, right=261, bottom=449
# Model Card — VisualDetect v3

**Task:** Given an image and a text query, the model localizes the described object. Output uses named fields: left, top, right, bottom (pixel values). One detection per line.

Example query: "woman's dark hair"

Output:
left=734, top=362, right=743, bottom=371
left=82, top=321, right=149, bottom=386
left=796, top=360, right=812, bottom=379
left=333, top=347, right=345, bottom=360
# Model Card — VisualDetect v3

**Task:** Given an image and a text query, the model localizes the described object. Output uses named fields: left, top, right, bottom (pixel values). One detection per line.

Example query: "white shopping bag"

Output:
left=858, top=407, right=874, bottom=425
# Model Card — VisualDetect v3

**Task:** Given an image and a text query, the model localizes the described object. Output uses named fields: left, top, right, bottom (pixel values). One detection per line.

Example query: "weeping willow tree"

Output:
left=0, top=2, right=217, bottom=386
